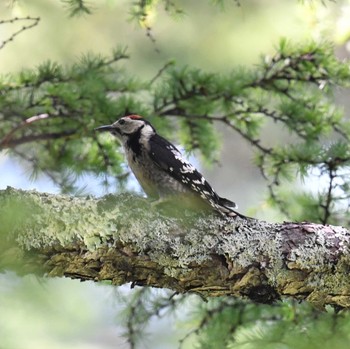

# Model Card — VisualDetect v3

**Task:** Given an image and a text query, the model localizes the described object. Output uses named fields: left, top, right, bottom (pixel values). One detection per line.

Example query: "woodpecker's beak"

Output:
left=94, top=125, right=114, bottom=132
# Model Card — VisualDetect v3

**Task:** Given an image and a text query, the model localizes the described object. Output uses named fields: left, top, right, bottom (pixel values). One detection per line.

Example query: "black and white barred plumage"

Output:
left=95, top=115, right=243, bottom=217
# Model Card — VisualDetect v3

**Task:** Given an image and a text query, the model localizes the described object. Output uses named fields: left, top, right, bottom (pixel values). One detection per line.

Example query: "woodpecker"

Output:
left=95, top=115, right=244, bottom=217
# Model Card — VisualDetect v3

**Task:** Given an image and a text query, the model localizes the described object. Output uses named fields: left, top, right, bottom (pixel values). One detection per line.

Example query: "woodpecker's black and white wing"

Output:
left=149, top=133, right=238, bottom=215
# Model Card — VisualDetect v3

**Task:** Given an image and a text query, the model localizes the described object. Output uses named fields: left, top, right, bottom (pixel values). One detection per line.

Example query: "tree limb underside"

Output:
left=1, top=187, right=350, bottom=308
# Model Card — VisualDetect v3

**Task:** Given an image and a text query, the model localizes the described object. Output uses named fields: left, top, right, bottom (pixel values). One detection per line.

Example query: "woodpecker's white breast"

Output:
left=122, top=126, right=187, bottom=198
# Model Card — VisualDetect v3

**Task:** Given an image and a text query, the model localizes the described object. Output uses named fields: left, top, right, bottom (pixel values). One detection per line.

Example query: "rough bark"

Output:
left=1, top=187, right=350, bottom=308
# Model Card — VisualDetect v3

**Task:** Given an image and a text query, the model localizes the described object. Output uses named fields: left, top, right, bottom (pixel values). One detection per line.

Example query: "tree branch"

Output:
left=1, top=187, right=350, bottom=308
left=0, top=130, right=77, bottom=149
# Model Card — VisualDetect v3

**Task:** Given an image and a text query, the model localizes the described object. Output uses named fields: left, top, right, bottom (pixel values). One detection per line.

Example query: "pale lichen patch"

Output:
left=217, top=219, right=284, bottom=273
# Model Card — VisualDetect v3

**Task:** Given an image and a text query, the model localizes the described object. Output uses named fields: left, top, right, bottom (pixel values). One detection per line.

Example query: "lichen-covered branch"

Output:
left=1, top=187, right=350, bottom=308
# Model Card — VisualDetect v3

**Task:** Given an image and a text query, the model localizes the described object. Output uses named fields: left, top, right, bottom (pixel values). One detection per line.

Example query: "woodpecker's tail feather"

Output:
left=219, top=197, right=237, bottom=209
left=218, top=197, right=248, bottom=219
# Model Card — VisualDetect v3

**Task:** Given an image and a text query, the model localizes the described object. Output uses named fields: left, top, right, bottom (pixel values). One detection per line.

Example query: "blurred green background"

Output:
left=1, top=1, right=350, bottom=348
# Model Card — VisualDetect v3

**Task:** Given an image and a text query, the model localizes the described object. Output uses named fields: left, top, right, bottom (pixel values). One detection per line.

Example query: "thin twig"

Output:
left=1, top=129, right=77, bottom=149
left=0, top=113, right=50, bottom=148
left=149, top=60, right=175, bottom=86
left=0, top=16, right=40, bottom=50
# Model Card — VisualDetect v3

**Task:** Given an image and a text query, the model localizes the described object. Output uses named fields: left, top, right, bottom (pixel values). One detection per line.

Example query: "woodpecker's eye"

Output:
left=119, top=119, right=126, bottom=125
